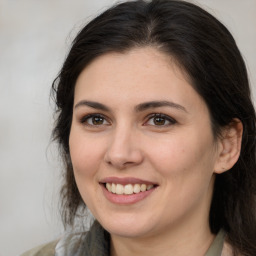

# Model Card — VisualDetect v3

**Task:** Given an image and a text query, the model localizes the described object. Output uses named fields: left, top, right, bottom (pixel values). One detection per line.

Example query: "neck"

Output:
left=110, top=224, right=215, bottom=256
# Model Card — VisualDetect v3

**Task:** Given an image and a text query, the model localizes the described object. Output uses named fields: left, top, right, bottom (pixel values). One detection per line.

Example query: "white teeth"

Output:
left=106, top=183, right=111, bottom=192
left=116, top=184, right=124, bottom=195
left=147, top=184, right=154, bottom=191
left=140, top=184, right=147, bottom=192
left=124, top=184, right=134, bottom=195
left=105, top=183, right=155, bottom=195
left=111, top=183, right=116, bottom=193
left=133, top=184, right=141, bottom=194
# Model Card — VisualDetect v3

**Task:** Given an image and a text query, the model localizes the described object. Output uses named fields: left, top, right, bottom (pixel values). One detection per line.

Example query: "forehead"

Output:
left=74, top=47, right=205, bottom=113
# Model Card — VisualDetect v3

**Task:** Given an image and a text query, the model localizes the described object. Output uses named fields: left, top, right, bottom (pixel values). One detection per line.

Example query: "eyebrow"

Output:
left=135, top=101, right=187, bottom=113
left=74, top=100, right=110, bottom=111
left=74, top=100, right=187, bottom=113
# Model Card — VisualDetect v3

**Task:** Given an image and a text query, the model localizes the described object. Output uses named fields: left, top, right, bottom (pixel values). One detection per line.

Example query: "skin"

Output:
left=69, top=47, right=242, bottom=256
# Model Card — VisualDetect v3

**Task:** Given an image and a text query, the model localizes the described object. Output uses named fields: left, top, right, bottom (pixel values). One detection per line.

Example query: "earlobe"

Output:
left=214, top=118, right=243, bottom=174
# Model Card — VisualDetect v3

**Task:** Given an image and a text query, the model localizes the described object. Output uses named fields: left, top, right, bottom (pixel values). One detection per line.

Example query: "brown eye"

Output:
left=153, top=116, right=166, bottom=125
left=92, top=116, right=104, bottom=125
left=81, top=114, right=109, bottom=126
left=145, top=114, right=176, bottom=127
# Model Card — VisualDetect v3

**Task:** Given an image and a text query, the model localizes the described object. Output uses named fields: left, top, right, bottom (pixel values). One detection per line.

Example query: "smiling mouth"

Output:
left=104, top=183, right=157, bottom=195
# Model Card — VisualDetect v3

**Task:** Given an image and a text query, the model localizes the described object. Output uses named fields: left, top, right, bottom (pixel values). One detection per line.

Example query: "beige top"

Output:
left=20, top=223, right=234, bottom=256
left=205, top=229, right=233, bottom=256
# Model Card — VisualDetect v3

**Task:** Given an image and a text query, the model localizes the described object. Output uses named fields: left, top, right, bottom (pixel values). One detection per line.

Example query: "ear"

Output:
left=214, top=118, right=243, bottom=174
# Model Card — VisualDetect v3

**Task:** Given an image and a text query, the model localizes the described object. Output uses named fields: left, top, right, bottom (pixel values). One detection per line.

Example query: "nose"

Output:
left=104, top=126, right=144, bottom=169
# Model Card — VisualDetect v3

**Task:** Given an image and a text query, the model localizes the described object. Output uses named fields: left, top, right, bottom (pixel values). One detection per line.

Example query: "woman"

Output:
left=22, top=0, right=256, bottom=255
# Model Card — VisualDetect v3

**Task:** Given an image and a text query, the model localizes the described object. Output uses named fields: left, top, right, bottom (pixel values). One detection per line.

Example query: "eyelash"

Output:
left=144, top=113, right=177, bottom=127
left=79, top=113, right=176, bottom=127
left=80, top=114, right=110, bottom=126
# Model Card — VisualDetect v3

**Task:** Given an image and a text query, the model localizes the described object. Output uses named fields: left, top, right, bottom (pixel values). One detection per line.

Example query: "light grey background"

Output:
left=0, top=1, right=255, bottom=255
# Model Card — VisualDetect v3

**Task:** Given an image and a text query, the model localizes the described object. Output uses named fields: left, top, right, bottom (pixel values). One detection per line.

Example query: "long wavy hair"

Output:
left=51, top=0, right=256, bottom=255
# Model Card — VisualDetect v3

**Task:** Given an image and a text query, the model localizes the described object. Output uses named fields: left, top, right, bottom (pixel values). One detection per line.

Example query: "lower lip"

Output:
left=101, top=184, right=156, bottom=205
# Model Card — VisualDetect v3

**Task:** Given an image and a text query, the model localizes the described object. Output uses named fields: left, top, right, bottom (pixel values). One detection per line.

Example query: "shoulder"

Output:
left=19, top=231, right=89, bottom=256
left=19, top=231, right=85, bottom=256
left=20, top=240, right=59, bottom=256
left=20, top=221, right=107, bottom=256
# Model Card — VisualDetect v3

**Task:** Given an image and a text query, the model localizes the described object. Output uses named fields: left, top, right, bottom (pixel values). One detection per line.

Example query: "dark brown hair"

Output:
left=51, top=0, right=256, bottom=255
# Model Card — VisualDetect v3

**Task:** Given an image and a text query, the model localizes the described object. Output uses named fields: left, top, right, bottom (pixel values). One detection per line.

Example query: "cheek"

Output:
left=69, top=128, right=104, bottom=206
left=145, top=130, right=216, bottom=178
left=69, top=127, right=103, bottom=177
left=148, top=132, right=216, bottom=213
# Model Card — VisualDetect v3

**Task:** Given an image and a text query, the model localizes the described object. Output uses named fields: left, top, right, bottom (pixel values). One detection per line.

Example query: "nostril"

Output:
left=104, top=140, right=144, bottom=169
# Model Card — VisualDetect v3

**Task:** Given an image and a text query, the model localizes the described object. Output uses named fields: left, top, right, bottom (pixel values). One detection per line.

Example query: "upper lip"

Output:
left=100, top=176, right=158, bottom=185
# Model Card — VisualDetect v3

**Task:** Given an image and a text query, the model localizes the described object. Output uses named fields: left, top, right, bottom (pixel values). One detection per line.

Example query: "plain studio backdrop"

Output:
left=0, top=0, right=255, bottom=255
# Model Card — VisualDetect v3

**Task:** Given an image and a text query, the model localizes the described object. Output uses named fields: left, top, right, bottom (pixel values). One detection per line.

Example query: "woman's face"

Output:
left=69, top=47, right=222, bottom=239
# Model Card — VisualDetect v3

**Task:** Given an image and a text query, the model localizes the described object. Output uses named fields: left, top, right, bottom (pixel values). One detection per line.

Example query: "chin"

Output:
left=96, top=212, right=157, bottom=238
